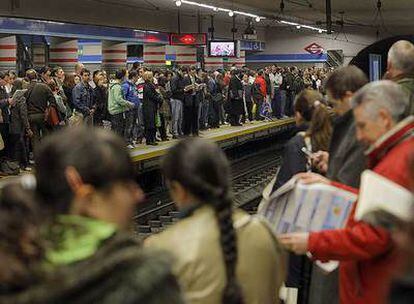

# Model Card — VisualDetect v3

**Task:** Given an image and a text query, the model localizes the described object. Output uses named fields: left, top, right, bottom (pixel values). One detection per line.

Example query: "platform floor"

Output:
left=130, top=118, right=295, bottom=163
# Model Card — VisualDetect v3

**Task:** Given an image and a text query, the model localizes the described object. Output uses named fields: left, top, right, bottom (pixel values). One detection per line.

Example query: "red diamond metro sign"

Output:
left=304, top=43, right=324, bottom=55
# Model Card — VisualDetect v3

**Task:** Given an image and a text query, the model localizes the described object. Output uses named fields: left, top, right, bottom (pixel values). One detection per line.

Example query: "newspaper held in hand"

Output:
left=258, top=176, right=357, bottom=235
left=12, top=89, right=27, bottom=101
left=356, top=170, right=413, bottom=228
left=258, top=176, right=357, bottom=273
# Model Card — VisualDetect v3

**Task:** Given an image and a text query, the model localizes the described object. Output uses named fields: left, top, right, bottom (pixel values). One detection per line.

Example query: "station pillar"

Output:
left=0, top=35, right=17, bottom=72
left=143, top=45, right=166, bottom=68
left=169, top=46, right=197, bottom=67
left=101, top=41, right=127, bottom=74
left=204, top=47, right=223, bottom=71
left=32, top=43, right=47, bottom=69
left=49, top=38, right=79, bottom=73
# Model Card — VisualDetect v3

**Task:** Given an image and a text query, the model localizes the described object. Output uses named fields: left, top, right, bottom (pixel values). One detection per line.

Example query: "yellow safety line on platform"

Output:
left=131, top=118, right=295, bottom=162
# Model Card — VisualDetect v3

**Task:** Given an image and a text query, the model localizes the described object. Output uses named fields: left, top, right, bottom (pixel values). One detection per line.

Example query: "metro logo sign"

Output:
left=304, top=43, right=324, bottom=55
left=170, top=33, right=207, bottom=46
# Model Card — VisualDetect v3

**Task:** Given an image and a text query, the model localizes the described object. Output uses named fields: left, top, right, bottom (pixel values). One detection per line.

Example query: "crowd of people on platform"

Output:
left=0, top=62, right=329, bottom=175
left=0, top=40, right=414, bottom=304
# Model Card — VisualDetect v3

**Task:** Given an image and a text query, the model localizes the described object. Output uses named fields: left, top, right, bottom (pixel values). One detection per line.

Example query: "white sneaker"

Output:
left=24, top=167, right=32, bottom=172
left=127, top=144, right=134, bottom=149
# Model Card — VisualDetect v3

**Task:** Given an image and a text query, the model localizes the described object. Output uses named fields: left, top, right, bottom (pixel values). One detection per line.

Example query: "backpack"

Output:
left=0, top=159, right=20, bottom=175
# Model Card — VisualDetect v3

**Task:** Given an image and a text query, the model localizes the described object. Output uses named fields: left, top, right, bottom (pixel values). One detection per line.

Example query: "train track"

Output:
left=135, top=146, right=283, bottom=237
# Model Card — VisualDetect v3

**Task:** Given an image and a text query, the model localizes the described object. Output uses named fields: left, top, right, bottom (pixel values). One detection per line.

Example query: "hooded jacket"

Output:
left=0, top=215, right=184, bottom=304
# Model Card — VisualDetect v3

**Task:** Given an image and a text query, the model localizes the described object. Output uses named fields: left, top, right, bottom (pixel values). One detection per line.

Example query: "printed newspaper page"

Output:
left=258, top=177, right=357, bottom=235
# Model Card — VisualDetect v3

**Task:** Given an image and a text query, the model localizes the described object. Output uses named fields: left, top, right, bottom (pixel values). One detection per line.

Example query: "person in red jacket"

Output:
left=278, top=80, right=414, bottom=304
left=254, top=70, right=267, bottom=120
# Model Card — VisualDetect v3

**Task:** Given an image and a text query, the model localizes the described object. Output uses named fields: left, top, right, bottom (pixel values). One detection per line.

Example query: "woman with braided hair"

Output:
left=146, top=138, right=285, bottom=304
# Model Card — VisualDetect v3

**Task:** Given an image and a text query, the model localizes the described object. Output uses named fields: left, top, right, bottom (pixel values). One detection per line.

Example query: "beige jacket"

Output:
left=146, top=205, right=285, bottom=304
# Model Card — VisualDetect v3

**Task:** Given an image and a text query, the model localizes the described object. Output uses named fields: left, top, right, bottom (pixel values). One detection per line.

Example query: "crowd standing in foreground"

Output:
left=0, top=40, right=413, bottom=304
left=0, top=63, right=329, bottom=174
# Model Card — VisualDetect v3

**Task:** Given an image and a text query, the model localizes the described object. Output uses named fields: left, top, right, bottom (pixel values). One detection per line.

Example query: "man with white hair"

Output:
left=278, top=80, right=414, bottom=304
left=386, top=40, right=414, bottom=116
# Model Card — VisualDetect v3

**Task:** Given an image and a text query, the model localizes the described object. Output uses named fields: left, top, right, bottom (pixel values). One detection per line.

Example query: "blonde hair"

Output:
left=143, top=71, right=154, bottom=83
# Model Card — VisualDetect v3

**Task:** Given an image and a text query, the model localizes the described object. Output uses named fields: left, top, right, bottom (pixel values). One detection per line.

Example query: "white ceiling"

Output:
left=103, top=0, right=414, bottom=31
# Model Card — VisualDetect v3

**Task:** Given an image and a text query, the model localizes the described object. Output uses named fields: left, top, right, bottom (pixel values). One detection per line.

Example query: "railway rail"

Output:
left=135, top=146, right=283, bottom=238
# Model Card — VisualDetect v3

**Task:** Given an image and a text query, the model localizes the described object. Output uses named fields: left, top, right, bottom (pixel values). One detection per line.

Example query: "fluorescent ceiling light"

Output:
left=176, top=0, right=265, bottom=21
left=280, top=20, right=327, bottom=33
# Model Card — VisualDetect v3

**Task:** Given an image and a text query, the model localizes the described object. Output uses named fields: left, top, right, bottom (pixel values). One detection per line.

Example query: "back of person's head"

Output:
left=295, top=89, right=332, bottom=151
left=162, top=138, right=243, bottom=304
left=25, top=69, right=37, bottom=82
left=143, top=71, right=154, bottom=83
left=352, top=80, right=409, bottom=124
left=325, top=65, right=368, bottom=100
left=128, top=70, right=138, bottom=80
left=35, top=127, right=135, bottom=216
left=114, top=69, right=126, bottom=80
left=75, top=62, right=85, bottom=73
left=0, top=183, right=43, bottom=289
left=63, top=73, right=76, bottom=88
left=388, top=40, right=414, bottom=75
left=132, top=61, right=140, bottom=70
left=158, top=76, right=167, bottom=88
left=39, top=66, right=51, bottom=76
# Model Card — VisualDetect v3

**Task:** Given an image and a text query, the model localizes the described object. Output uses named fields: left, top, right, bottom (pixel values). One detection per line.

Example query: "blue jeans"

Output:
left=170, top=98, right=183, bottom=136
left=272, top=88, right=282, bottom=118
left=131, top=103, right=144, bottom=142
left=280, top=90, right=287, bottom=117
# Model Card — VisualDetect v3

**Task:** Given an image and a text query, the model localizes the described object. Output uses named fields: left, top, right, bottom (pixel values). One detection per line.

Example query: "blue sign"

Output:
left=0, top=17, right=169, bottom=44
left=239, top=40, right=266, bottom=51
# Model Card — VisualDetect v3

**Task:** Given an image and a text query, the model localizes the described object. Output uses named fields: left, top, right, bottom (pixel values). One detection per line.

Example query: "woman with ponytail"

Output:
left=274, top=89, right=332, bottom=190
left=146, top=138, right=285, bottom=304
left=271, top=89, right=332, bottom=304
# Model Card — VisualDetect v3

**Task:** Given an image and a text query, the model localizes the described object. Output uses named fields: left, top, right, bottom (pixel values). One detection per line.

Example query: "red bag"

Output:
left=44, top=106, right=60, bottom=126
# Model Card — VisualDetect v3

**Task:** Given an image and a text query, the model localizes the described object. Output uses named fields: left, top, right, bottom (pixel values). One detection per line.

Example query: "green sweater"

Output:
left=108, top=82, right=131, bottom=115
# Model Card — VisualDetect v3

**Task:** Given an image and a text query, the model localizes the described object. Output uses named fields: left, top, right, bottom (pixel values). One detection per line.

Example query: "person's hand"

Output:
left=311, top=151, right=329, bottom=174
left=295, top=172, right=330, bottom=185
left=8, top=98, right=15, bottom=106
left=278, top=233, right=310, bottom=255
left=27, top=129, right=34, bottom=138
left=89, top=108, right=95, bottom=115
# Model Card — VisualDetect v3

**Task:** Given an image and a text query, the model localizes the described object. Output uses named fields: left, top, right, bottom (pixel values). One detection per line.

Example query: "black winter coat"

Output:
left=9, top=92, right=29, bottom=135
left=228, top=76, right=244, bottom=115
left=170, top=75, right=186, bottom=101
left=143, top=82, right=162, bottom=130
left=94, top=85, right=108, bottom=122
left=0, top=87, right=10, bottom=124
